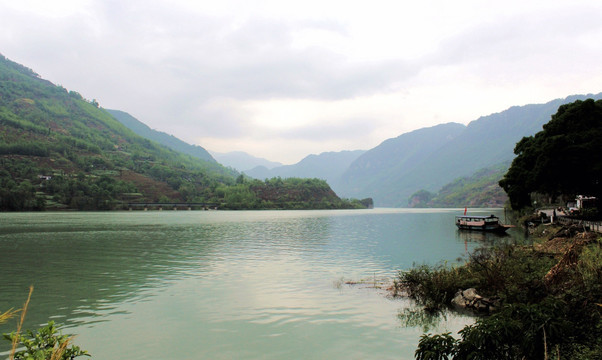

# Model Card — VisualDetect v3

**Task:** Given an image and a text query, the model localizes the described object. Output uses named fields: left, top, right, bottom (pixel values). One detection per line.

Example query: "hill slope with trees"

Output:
left=337, top=123, right=467, bottom=206
left=106, top=109, right=216, bottom=163
left=408, top=162, right=510, bottom=208
left=0, top=54, right=364, bottom=211
left=336, top=93, right=602, bottom=207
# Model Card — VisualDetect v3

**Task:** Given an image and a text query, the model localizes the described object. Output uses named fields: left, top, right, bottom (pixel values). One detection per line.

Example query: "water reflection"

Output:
left=1, top=213, right=336, bottom=331
left=0, top=209, right=521, bottom=359
left=398, top=307, right=451, bottom=333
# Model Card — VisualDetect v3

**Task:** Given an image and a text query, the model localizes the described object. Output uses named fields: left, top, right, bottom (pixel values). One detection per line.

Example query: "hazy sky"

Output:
left=1, top=0, right=601, bottom=164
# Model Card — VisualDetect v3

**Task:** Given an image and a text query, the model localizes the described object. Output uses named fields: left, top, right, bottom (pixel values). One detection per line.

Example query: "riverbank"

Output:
left=397, top=223, right=602, bottom=359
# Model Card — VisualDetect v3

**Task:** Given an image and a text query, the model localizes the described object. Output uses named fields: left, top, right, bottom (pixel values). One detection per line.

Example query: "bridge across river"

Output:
left=127, top=203, right=218, bottom=211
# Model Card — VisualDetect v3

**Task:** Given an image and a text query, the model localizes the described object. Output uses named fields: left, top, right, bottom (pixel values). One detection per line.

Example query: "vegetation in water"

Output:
left=400, top=227, right=602, bottom=360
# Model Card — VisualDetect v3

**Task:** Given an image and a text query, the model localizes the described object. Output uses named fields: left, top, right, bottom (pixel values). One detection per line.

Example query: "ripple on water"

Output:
left=0, top=209, right=507, bottom=359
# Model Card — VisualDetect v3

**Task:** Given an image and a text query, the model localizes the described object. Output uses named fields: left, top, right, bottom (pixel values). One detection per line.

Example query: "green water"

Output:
left=0, top=208, right=524, bottom=359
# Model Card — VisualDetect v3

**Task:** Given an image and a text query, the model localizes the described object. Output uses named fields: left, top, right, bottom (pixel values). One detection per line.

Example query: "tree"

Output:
left=500, top=99, right=602, bottom=211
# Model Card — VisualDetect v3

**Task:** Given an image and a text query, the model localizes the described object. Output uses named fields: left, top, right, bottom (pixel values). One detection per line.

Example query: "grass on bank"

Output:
left=396, top=224, right=602, bottom=360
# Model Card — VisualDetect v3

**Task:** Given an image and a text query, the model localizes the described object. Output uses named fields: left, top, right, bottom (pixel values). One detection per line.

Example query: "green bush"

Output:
left=415, top=332, right=457, bottom=360
left=4, top=321, right=90, bottom=360
left=398, top=263, right=475, bottom=312
left=409, top=236, right=602, bottom=360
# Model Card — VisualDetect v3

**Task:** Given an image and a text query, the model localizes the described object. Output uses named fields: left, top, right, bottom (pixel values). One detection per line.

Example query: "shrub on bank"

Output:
left=403, top=229, right=602, bottom=359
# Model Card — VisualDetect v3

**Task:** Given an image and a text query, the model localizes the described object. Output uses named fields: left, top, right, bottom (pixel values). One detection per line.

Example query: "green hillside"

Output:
left=0, top=54, right=362, bottom=211
left=338, top=123, right=466, bottom=206
left=107, top=109, right=216, bottom=163
left=338, top=93, right=602, bottom=207
left=408, top=162, right=509, bottom=208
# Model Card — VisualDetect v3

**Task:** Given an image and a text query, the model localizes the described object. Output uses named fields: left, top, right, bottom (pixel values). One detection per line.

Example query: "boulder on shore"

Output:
left=452, top=288, right=499, bottom=313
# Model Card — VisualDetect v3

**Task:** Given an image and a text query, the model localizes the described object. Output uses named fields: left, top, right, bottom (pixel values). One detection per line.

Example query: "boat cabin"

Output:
left=455, top=214, right=510, bottom=233
left=456, top=214, right=499, bottom=225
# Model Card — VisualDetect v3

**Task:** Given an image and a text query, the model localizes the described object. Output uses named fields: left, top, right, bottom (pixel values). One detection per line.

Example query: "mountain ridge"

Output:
left=210, top=150, right=283, bottom=172
left=244, top=149, right=366, bottom=189
left=106, top=109, right=216, bottom=163
left=0, top=54, right=362, bottom=210
left=336, top=92, right=602, bottom=207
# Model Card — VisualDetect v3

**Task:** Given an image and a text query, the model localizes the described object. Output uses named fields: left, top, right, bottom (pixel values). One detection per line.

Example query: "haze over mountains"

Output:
left=112, top=91, right=602, bottom=207
left=334, top=93, right=602, bottom=206
left=207, top=93, right=600, bottom=207
left=0, top=54, right=365, bottom=210
left=210, top=151, right=283, bottom=172
left=4, top=49, right=598, bottom=209
left=244, top=150, right=367, bottom=188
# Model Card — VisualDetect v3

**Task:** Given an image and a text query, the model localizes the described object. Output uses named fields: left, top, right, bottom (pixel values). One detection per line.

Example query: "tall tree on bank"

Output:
left=499, top=99, right=602, bottom=210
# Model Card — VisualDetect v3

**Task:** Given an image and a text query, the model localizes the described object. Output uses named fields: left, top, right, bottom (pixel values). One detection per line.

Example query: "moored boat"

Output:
left=455, top=214, right=512, bottom=233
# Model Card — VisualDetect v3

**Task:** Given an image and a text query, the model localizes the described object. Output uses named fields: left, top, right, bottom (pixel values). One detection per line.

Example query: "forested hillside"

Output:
left=408, top=163, right=509, bottom=208
left=0, top=54, right=364, bottom=211
left=337, top=93, right=602, bottom=207
left=337, top=123, right=466, bottom=206
left=107, top=109, right=216, bottom=163
left=0, top=54, right=238, bottom=210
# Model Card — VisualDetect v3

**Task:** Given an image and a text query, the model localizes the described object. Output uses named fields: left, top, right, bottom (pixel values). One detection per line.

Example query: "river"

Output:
left=0, top=208, right=525, bottom=359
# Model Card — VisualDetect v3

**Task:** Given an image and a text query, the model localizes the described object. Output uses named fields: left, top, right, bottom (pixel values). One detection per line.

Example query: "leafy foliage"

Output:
left=399, top=264, right=476, bottom=312
left=415, top=332, right=457, bottom=360
left=407, top=238, right=602, bottom=360
left=417, top=299, right=573, bottom=360
left=500, top=99, right=602, bottom=211
left=4, top=321, right=89, bottom=360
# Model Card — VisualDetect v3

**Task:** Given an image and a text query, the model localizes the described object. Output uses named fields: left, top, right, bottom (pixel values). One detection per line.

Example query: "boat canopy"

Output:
left=455, top=215, right=499, bottom=222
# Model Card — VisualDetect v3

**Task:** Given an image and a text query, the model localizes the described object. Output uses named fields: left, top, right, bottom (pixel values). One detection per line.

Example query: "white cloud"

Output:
left=1, top=0, right=602, bottom=163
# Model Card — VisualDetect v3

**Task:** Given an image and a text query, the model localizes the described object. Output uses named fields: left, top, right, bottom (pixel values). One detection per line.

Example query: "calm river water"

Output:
left=0, top=208, right=525, bottom=359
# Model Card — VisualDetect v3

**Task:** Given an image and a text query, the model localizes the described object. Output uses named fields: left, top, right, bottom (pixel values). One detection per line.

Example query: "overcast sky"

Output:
left=1, top=0, right=601, bottom=164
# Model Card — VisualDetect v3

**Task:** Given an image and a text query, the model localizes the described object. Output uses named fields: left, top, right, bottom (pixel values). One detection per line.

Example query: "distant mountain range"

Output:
left=115, top=91, right=602, bottom=208
left=244, top=150, right=366, bottom=187
left=335, top=93, right=602, bottom=206
left=49, top=67, right=596, bottom=208
left=210, top=151, right=283, bottom=172
left=17, top=51, right=575, bottom=210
